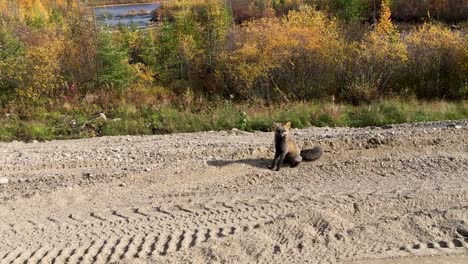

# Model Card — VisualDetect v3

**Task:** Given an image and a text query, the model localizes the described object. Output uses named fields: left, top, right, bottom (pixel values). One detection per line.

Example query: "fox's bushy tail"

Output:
left=300, top=146, right=323, bottom=161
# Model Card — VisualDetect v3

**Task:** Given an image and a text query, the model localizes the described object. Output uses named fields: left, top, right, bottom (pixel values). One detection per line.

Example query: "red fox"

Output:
left=269, top=122, right=323, bottom=171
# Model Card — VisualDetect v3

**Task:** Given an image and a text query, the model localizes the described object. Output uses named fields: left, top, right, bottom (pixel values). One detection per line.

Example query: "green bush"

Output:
left=378, top=102, right=407, bottom=124
left=96, top=30, right=134, bottom=89
left=332, top=0, right=366, bottom=22
left=0, top=25, right=26, bottom=107
left=100, top=119, right=151, bottom=136
left=19, top=122, right=54, bottom=141
left=313, top=112, right=335, bottom=127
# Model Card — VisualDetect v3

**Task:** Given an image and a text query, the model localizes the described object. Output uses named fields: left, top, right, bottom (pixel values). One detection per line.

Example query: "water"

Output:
left=93, top=3, right=160, bottom=28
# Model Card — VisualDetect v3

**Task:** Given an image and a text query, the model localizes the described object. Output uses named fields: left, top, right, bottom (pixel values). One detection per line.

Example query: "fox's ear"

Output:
left=272, top=122, right=279, bottom=129
left=284, top=122, right=291, bottom=129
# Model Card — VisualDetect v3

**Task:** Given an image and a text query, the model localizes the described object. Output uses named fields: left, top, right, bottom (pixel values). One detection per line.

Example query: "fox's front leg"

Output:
left=269, top=152, right=280, bottom=170
left=275, top=153, right=287, bottom=171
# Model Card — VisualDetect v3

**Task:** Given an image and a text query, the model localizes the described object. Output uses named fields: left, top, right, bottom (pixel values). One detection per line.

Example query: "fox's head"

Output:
left=273, top=122, right=291, bottom=138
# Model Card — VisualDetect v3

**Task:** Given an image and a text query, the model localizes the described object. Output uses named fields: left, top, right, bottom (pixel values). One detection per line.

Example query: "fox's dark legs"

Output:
left=269, top=153, right=279, bottom=170
left=269, top=152, right=286, bottom=171
left=270, top=154, right=302, bottom=170
left=275, top=153, right=286, bottom=171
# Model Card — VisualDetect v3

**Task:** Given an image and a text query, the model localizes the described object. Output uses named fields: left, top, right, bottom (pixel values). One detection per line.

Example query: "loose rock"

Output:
left=0, top=177, right=8, bottom=185
left=97, top=112, right=107, bottom=120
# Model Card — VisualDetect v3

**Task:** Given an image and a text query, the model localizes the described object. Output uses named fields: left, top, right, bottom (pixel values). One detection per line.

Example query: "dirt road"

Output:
left=0, top=120, right=467, bottom=263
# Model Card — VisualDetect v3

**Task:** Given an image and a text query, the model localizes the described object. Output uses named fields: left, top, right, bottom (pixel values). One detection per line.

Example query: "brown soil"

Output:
left=0, top=120, right=467, bottom=263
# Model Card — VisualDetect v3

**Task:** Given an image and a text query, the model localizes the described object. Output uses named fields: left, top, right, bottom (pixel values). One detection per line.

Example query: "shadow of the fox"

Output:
left=207, top=157, right=320, bottom=169
left=207, top=158, right=271, bottom=169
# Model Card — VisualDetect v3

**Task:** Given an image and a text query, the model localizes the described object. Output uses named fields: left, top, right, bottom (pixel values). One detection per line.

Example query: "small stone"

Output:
left=70, top=119, right=77, bottom=127
left=368, top=136, right=383, bottom=145
left=0, top=177, right=9, bottom=184
left=119, top=183, right=126, bottom=187
left=144, top=168, right=151, bottom=172
left=454, top=125, right=462, bottom=129
left=98, top=112, right=107, bottom=120
left=353, top=203, right=361, bottom=213
left=335, top=232, right=346, bottom=240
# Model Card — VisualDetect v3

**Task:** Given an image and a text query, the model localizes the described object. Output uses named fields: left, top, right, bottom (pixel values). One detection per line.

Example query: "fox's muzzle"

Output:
left=276, top=130, right=287, bottom=138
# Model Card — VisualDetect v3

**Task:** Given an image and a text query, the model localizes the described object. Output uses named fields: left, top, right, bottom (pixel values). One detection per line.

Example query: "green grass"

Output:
left=0, top=99, right=466, bottom=141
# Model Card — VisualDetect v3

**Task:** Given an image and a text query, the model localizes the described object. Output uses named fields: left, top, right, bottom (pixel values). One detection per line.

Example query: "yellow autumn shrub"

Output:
left=16, top=34, right=65, bottom=103
left=0, top=0, right=79, bottom=26
left=0, top=25, right=28, bottom=107
left=61, top=9, right=98, bottom=87
left=343, top=0, right=407, bottom=103
left=280, top=5, right=346, bottom=98
left=219, top=5, right=346, bottom=101
left=220, top=18, right=284, bottom=100
left=404, top=23, right=467, bottom=99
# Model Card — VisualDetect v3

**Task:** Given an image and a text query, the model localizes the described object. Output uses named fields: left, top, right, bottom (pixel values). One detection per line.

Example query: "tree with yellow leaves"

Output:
left=404, top=23, right=467, bottom=99
left=343, top=0, right=407, bottom=103
left=0, top=0, right=78, bottom=25
left=219, top=5, right=346, bottom=101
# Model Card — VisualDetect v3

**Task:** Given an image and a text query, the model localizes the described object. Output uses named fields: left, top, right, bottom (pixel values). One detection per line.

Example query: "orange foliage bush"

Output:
left=16, top=32, right=65, bottom=103
left=404, top=23, right=467, bottom=98
left=0, top=0, right=91, bottom=105
left=342, top=0, right=407, bottom=103
left=219, top=5, right=346, bottom=101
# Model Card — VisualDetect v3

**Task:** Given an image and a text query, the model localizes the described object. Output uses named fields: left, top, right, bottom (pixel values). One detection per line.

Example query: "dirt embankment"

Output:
left=0, top=120, right=467, bottom=263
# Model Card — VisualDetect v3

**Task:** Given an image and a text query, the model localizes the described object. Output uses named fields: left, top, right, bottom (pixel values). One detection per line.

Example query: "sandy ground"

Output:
left=0, top=120, right=467, bottom=264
